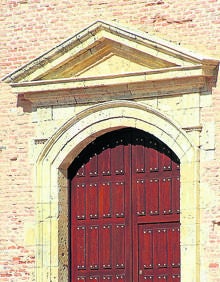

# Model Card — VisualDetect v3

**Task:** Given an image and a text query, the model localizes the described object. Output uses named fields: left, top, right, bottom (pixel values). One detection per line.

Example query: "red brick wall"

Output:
left=200, top=83, right=220, bottom=281
left=0, top=83, right=35, bottom=281
left=0, top=0, right=220, bottom=281
left=207, top=85, right=220, bottom=281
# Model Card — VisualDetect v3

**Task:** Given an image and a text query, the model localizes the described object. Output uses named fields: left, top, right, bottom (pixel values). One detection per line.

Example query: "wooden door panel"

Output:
left=100, top=225, right=112, bottom=269
left=99, top=182, right=112, bottom=218
left=135, top=179, right=146, bottom=216
left=160, top=178, right=172, bottom=215
left=99, top=147, right=111, bottom=176
left=88, top=226, right=99, bottom=270
left=112, top=182, right=125, bottom=218
left=70, top=131, right=131, bottom=281
left=132, top=139, right=145, bottom=173
left=111, top=144, right=125, bottom=175
left=161, top=148, right=172, bottom=171
left=114, top=224, right=126, bottom=269
left=172, top=177, right=180, bottom=214
left=87, top=183, right=99, bottom=219
left=138, top=225, right=153, bottom=270
left=167, top=227, right=181, bottom=268
left=73, top=222, right=128, bottom=277
left=75, top=226, right=86, bottom=270
left=148, top=178, right=160, bottom=216
left=148, top=146, right=159, bottom=172
left=134, top=177, right=180, bottom=219
left=138, top=223, right=180, bottom=281
left=86, top=153, right=98, bottom=177
left=154, top=227, right=168, bottom=269
left=70, top=129, right=180, bottom=282
left=74, top=183, right=86, bottom=220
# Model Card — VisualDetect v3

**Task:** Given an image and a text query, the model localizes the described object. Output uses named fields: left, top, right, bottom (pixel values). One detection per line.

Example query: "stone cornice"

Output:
left=15, top=71, right=212, bottom=106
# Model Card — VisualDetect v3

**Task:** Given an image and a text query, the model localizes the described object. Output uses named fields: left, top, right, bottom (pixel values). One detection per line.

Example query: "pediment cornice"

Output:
left=2, top=21, right=219, bottom=105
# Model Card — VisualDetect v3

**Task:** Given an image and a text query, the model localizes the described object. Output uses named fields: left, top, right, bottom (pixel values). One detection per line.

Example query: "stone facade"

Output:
left=0, top=1, right=220, bottom=282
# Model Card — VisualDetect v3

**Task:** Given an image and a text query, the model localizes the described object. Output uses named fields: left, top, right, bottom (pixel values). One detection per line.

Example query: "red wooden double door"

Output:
left=69, top=129, right=180, bottom=281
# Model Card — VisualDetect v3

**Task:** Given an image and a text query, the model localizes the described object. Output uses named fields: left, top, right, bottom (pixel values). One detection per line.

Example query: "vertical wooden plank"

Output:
left=99, top=182, right=112, bottom=218
left=74, top=183, right=86, bottom=220
left=172, top=177, right=180, bottom=214
left=88, top=226, right=99, bottom=270
left=160, top=178, right=172, bottom=215
left=100, top=225, right=112, bottom=269
left=154, top=227, right=168, bottom=269
left=114, top=224, right=125, bottom=269
left=75, top=226, right=86, bottom=270
left=148, top=145, right=159, bottom=172
left=138, top=225, right=153, bottom=270
left=147, top=179, right=159, bottom=215
left=132, top=138, right=145, bottom=173
left=86, top=154, right=98, bottom=177
left=99, top=147, right=111, bottom=176
left=87, top=183, right=98, bottom=219
left=111, top=144, right=124, bottom=175
left=135, top=179, right=146, bottom=216
left=168, top=226, right=180, bottom=268
left=161, top=148, right=172, bottom=171
left=112, top=182, right=125, bottom=218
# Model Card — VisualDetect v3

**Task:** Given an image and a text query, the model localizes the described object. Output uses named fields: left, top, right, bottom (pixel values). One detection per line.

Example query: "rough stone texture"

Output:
left=0, top=1, right=220, bottom=281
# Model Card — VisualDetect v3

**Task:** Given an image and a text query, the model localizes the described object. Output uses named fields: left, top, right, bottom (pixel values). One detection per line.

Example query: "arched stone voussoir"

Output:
left=37, top=100, right=195, bottom=170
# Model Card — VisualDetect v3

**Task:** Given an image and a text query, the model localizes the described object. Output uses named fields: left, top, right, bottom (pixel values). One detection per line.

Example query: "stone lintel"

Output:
left=10, top=66, right=214, bottom=106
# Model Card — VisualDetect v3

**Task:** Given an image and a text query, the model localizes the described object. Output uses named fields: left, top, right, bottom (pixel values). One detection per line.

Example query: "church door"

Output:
left=69, top=128, right=180, bottom=281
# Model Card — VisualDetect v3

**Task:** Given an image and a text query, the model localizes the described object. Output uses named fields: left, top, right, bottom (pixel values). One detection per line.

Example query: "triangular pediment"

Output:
left=37, top=37, right=178, bottom=80
left=3, top=20, right=218, bottom=85
left=2, top=21, right=219, bottom=107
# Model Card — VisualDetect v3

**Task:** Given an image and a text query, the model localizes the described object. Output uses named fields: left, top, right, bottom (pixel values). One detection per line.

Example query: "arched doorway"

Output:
left=68, top=128, right=180, bottom=281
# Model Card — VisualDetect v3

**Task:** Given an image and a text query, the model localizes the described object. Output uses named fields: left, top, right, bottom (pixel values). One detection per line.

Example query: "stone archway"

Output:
left=35, top=100, right=199, bottom=282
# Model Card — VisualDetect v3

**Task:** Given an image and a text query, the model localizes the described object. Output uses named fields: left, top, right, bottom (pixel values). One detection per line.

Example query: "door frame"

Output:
left=34, top=100, right=199, bottom=282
